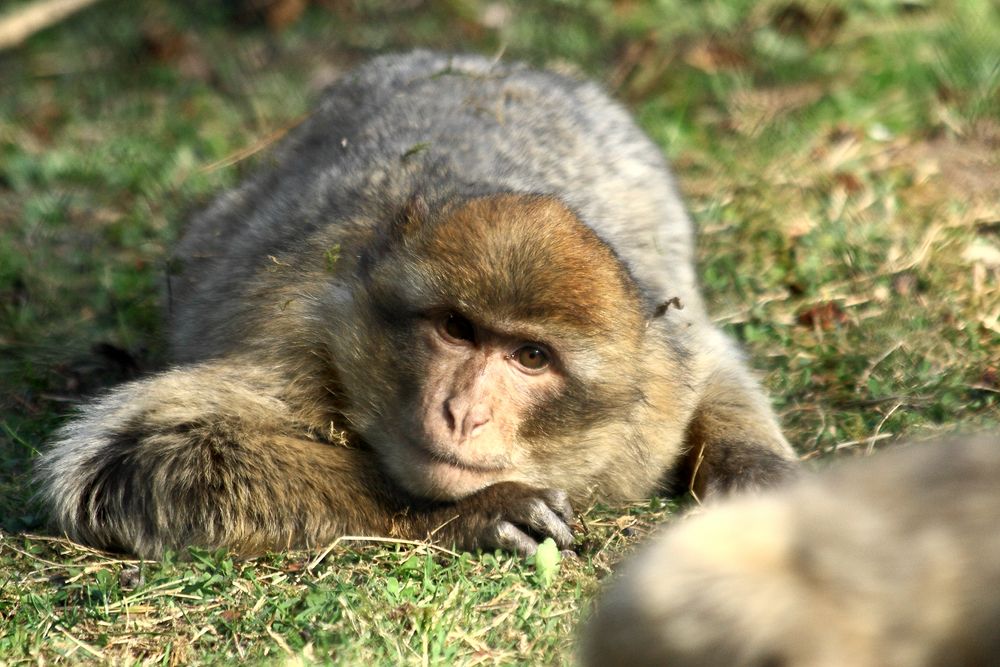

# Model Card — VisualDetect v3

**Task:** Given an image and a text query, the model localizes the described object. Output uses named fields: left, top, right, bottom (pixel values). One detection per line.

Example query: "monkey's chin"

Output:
left=390, top=445, right=510, bottom=501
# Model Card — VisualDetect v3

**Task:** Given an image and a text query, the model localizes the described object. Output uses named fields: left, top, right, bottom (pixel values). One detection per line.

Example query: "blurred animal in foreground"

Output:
left=583, top=435, right=1000, bottom=667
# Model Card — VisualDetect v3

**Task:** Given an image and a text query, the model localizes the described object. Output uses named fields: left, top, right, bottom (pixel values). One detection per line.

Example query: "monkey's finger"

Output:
left=492, top=520, right=540, bottom=556
left=515, top=497, right=575, bottom=549
left=541, top=488, right=574, bottom=524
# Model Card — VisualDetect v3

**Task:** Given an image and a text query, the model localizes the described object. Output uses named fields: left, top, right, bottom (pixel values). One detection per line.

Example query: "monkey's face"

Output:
left=339, top=193, right=648, bottom=500
left=375, top=310, right=566, bottom=499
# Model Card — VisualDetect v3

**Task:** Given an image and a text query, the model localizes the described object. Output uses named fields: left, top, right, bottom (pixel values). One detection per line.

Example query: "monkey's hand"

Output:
left=430, top=482, right=575, bottom=556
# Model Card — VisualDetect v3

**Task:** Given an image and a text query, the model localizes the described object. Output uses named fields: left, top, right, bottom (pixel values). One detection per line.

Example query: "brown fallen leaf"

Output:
left=266, top=0, right=308, bottom=31
left=796, top=301, right=848, bottom=329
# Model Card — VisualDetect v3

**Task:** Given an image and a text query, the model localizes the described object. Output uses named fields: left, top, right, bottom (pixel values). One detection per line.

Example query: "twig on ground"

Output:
left=0, top=0, right=103, bottom=51
left=833, top=431, right=895, bottom=452
left=867, top=402, right=903, bottom=455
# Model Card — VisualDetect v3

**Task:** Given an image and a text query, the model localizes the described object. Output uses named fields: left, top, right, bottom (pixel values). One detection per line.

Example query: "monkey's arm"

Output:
left=36, top=361, right=574, bottom=558
left=675, top=334, right=798, bottom=497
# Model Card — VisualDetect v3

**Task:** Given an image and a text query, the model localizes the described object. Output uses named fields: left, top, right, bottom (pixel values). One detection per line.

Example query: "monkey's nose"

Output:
left=445, top=399, right=492, bottom=440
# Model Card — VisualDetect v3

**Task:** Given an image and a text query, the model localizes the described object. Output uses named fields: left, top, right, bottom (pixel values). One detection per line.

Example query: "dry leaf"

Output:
left=796, top=301, right=848, bottom=329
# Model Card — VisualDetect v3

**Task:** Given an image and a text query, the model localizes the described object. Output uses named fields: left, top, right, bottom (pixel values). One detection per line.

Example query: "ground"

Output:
left=0, top=0, right=997, bottom=664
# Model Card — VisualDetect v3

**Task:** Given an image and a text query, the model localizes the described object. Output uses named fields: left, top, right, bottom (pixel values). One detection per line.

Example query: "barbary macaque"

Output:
left=37, top=51, right=796, bottom=559
left=582, top=435, right=1000, bottom=667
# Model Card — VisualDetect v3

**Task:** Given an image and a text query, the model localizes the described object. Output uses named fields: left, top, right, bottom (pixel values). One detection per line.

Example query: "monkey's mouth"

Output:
left=394, top=439, right=514, bottom=499
left=409, top=440, right=511, bottom=474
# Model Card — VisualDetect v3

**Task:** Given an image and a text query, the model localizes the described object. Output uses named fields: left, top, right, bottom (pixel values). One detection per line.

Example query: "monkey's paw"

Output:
left=443, top=482, right=575, bottom=556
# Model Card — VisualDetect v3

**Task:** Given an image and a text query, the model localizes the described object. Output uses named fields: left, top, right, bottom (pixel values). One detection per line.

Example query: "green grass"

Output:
left=1, top=0, right=998, bottom=663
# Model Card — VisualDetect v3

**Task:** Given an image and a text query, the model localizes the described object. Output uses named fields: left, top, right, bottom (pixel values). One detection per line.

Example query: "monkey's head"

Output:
left=335, top=193, right=654, bottom=500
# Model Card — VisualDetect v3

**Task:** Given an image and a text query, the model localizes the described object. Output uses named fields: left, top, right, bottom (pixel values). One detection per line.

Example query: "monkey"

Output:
left=36, top=51, right=796, bottom=559
left=581, top=435, right=1000, bottom=667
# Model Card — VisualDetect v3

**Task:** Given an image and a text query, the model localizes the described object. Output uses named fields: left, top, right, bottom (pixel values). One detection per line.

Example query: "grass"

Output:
left=1, top=0, right=998, bottom=663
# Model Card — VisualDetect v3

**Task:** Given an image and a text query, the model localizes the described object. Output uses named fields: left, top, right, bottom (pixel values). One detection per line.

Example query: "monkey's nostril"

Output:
left=464, top=405, right=491, bottom=439
left=443, top=399, right=458, bottom=432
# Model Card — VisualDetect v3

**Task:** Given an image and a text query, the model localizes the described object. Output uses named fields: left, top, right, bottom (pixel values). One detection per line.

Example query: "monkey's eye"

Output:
left=514, top=345, right=550, bottom=371
left=440, top=312, right=476, bottom=343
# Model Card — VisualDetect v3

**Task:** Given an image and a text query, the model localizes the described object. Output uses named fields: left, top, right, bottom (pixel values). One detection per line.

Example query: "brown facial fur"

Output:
left=416, top=195, right=645, bottom=336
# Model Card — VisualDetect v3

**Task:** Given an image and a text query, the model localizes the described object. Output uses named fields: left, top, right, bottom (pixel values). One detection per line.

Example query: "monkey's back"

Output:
left=170, top=51, right=700, bottom=361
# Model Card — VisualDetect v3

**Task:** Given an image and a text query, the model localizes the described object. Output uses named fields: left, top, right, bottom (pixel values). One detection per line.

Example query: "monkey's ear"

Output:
left=646, top=297, right=684, bottom=326
left=359, top=194, right=429, bottom=277
left=392, top=193, right=430, bottom=240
